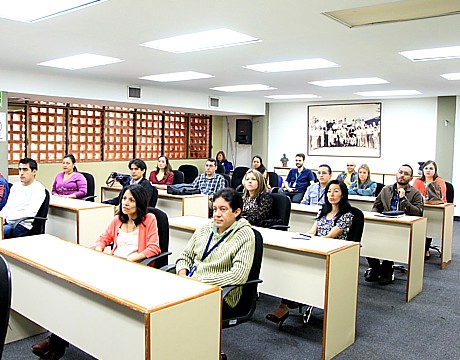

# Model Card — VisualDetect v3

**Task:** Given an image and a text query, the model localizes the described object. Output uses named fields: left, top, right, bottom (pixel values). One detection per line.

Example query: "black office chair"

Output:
left=221, top=174, right=231, bottom=187
left=8, top=189, right=50, bottom=237
left=216, top=164, right=225, bottom=174
left=149, top=185, right=159, bottom=208
left=178, top=164, right=199, bottom=184
left=375, top=182, right=385, bottom=197
left=0, top=255, right=12, bottom=359
left=140, top=208, right=171, bottom=268
left=445, top=181, right=454, bottom=203
left=259, top=193, right=291, bottom=231
left=80, top=172, right=96, bottom=201
left=172, top=170, right=184, bottom=185
left=267, top=171, right=279, bottom=188
left=231, top=166, right=249, bottom=189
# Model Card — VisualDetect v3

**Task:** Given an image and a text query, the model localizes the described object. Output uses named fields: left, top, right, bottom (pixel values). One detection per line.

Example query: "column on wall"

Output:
left=0, top=91, right=7, bottom=176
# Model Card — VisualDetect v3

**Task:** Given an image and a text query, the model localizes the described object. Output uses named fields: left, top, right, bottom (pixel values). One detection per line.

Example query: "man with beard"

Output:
left=281, top=153, right=315, bottom=203
left=365, top=164, right=423, bottom=285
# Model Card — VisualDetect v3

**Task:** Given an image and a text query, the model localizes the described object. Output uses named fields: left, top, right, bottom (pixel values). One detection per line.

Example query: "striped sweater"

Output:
left=176, top=218, right=255, bottom=308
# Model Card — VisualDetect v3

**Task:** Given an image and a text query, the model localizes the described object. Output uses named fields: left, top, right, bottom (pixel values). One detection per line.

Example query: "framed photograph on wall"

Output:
left=307, top=103, right=381, bottom=157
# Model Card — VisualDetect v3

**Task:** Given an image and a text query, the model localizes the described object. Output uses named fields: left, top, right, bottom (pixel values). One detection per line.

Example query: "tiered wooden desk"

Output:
left=290, top=203, right=427, bottom=302
left=168, top=216, right=360, bottom=360
left=0, top=235, right=221, bottom=359
left=101, top=186, right=209, bottom=218
left=48, top=195, right=115, bottom=247
left=348, top=195, right=454, bottom=269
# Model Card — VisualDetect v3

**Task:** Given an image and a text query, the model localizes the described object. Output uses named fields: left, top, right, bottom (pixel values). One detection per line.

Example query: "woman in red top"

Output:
left=149, top=155, right=174, bottom=190
left=413, top=160, right=446, bottom=259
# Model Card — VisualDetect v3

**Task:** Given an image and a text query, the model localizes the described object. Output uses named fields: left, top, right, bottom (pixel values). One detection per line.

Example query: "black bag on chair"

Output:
left=167, top=184, right=201, bottom=195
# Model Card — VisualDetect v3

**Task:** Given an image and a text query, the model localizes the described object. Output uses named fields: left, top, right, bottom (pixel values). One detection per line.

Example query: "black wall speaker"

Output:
left=236, top=119, right=252, bottom=144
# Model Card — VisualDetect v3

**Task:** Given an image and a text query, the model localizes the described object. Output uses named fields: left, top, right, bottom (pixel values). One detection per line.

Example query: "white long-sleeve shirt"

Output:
left=0, top=180, right=46, bottom=230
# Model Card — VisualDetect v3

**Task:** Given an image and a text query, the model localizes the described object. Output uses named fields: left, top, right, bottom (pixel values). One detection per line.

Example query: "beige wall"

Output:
left=436, top=96, right=456, bottom=182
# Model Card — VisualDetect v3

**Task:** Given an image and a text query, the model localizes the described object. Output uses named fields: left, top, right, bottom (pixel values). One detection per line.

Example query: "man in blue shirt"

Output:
left=281, top=153, right=315, bottom=203
left=300, top=164, right=332, bottom=206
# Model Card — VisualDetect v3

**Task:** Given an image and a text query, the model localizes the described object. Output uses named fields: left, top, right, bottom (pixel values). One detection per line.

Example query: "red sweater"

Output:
left=95, top=213, right=160, bottom=258
left=413, top=177, right=447, bottom=203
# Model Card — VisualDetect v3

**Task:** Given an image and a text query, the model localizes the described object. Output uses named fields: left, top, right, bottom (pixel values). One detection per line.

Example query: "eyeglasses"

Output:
left=347, top=164, right=354, bottom=167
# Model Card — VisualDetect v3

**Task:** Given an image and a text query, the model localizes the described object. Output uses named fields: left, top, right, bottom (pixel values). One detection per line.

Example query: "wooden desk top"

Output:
left=0, top=235, right=219, bottom=313
left=50, top=195, right=114, bottom=211
left=168, top=216, right=359, bottom=256
left=291, top=203, right=426, bottom=225
left=348, top=194, right=454, bottom=209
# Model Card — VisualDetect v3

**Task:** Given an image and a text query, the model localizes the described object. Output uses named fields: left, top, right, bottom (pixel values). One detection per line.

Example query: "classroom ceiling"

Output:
left=2, top=0, right=460, bottom=104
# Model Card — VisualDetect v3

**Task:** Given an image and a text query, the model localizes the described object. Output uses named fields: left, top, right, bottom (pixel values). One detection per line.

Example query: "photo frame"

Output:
left=307, top=103, right=381, bottom=157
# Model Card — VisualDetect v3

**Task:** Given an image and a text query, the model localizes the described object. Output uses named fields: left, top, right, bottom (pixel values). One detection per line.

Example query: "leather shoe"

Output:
left=40, top=347, right=65, bottom=360
left=364, top=268, right=379, bottom=282
left=32, top=336, right=51, bottom=356
left=378, top=271, right=395, bottom=285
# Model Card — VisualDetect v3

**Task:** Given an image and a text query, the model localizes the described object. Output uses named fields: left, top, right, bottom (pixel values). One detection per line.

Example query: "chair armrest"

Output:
left=221, top=279, right=263, bottom=298
left=269, top=187, right=280, bottom=193
left=159, top=264, right=177, bottom=273
left=140, top=251, right=172, bottom=267
left=81, top=195, right=97, bottom=201
left=269, top=224, right=290, bottom=231
left=8, top=217, right=48, bottom=237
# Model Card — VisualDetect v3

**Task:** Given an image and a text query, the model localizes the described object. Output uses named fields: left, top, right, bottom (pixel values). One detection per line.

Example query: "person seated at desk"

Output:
left=51, top=154, right=87, bottom=199
left=241, top=169, right=273, bottom=226
left=0, top=172, right=10, bottom=211
left=337, top=161, right=357, bottom=187
left=191, top=158, right=226, bottom=197
left=300, top=164, right=332, bottom=206
left=413, top=160, right=446, bottom=260
left=365, top=164, right=423, bottom=285
left=267, top=180, right=354, bottom=325
left=251, top=155, right=269, bottom=185
left=348, top=164, right=377, bottom=196
left=0, top=158, right=45, bottom=239
left=32, top=184, right=160, bottom=360
left=281, top=153, right=315, bottom=203
left=176, top=188, right=255, bottom=318
left=216, top=150, right=233, bottom=174
left=103, top=159, right=153, bottom=207
left=149, top=155, right=174, bottom=190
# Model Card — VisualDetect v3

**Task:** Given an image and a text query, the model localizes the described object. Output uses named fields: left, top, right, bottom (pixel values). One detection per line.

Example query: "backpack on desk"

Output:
left=167, top=184, right=201, bottom=195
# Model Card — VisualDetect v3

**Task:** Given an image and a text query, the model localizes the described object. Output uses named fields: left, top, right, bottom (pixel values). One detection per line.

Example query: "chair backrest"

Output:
left=147, top=207, right=170, bottom=269
left=375, top=182, right=385, bottom=197
left=445, top=181, right=454, bottom=203
left=221, top=174, right=231, bottom=187
left=178, top=164, right=199, bottom=184
left=269, top=193, right=291, bottom=228
left=80, top=171, right=95, bottom=201
left=267, top=172, right=279, bottom=188
left=0, top=255, right=11, bottom=358
left=231, top=166, right=250, bottom=189
left=216, top=164, right=225, bottom=174
left=347, top=206, right=364, bottom=242
left=222, top=228, right=263, bottom=327
left=172, top=170, right=184, bottom=185
left=149, top=185, right=159, bottom=208
left=30, top=189, right=50, bottom=235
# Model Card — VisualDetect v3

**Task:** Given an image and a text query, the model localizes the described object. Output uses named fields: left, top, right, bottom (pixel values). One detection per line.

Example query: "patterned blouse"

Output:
left=242, top=192, right=273, bottom=226
left=316, top=211, right=354, bottom=240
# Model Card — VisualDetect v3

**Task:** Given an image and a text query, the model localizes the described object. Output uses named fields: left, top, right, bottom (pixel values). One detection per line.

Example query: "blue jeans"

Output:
left=3, top=223, right=30, bottom=239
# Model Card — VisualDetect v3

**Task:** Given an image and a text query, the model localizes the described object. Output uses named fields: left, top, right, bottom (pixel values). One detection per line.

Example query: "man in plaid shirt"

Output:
left=192, top=158, right=226, bottom=197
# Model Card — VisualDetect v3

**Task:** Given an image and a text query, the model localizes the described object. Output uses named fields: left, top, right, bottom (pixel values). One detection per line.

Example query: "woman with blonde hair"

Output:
left=241, top=169, right=273, bottom=226
left=348, top=164, right=377, bottom=196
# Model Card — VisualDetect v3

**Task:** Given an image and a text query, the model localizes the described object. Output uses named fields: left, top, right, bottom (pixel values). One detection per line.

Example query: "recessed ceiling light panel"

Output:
left=139, top=71, right=214, bottom=82
left=399, top=46, right=460, bottom=61
left=243, top=58, right=338, bottom=73
left=265, top=94, right=321, bottom=99
left=441, top=72, right=460, bottom=80
left=38, top=53, right=123, bottom=70
left=210, top=84, right=276, bottom=92
left=0, top=0, right=106, bottom=23
left=355, top=90, right=421, bottom=96
left=140, top=28, right=261, bottom=54
left=309, top=77, right=388, bottom=87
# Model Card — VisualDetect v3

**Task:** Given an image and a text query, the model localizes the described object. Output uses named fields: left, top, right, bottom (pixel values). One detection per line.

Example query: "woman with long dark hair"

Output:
left=51, top=154, right=87, bottom=199
left=216, top=150, right=233, bottom=174
left=149, top=155, right=174, bottom=190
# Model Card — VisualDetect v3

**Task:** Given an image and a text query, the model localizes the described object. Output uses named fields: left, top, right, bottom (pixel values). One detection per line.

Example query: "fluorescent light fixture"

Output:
left=210, top=84, right=276, bottom=92
left=441, top=72, right=460, bottom=80
left=140, top=28, right=261, bottom=54
left=399, top=46, right=460, bottom=61
left=243, top=58, right=338, bottom=73
left=309, top=77, right=388, bottom=87
left=0, top=0, right=105, bottom=23
left=38, top=53, right=123, bottom=70
left=140, top=71, right=214, bottom=82
left=355, top=90, right=421, bottom=96
left=265, top=94, right=321, bottom=100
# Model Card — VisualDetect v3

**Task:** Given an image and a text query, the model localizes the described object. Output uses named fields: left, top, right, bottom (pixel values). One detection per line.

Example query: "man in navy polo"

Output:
left=281, top=153, right=315, bottom=203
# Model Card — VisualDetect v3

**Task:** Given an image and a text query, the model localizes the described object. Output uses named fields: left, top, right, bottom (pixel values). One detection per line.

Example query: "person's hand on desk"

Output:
left=177, top=269, right=188, bottom=277
left=126, top=253, right=146, bottom=262
left=284, top=186, right=294, bottom=193
left=95, top=245, right=103, bottom=252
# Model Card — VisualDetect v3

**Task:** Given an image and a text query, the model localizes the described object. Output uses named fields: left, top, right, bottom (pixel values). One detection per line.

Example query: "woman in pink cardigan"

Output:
left=95, top=184, right=160, bottom=261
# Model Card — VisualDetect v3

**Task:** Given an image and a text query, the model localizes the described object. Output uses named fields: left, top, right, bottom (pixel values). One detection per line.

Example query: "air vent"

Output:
left=128, top=86, right=141, bottom=99
left=209, top=96, right=219, bottom=108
